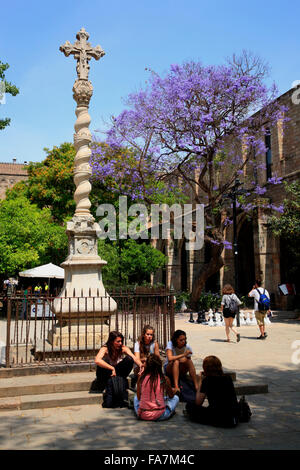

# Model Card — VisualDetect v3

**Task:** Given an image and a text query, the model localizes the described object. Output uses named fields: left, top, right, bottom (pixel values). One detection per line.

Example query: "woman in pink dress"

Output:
left=134, top=354, right=179, bottom=421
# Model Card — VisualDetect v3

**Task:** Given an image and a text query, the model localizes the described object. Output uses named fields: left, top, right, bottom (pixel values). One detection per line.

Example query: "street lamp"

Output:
left=223, top=178, right=248, bottom=327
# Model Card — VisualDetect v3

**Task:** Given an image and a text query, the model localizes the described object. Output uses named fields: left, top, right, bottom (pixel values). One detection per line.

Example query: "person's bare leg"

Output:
left=229, top=317, right=238, bottom=337
left=224, top=318, right=230, bottom=341
left=186, top=359, right=198, bottom=390
left=169, top=360, right=180, bottom=392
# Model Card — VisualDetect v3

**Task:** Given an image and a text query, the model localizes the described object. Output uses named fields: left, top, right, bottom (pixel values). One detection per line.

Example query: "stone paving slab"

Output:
left=0, top=316, right=299, bottom=450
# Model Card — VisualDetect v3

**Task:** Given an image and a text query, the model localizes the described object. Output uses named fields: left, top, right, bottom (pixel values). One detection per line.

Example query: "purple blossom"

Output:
left=90, top=59, right=285, bottom=217
left=254, top=186, right=267, bottom=195
left=223, top=240, right=233, bottom=250
left=268, top=175, right=283, bottom=185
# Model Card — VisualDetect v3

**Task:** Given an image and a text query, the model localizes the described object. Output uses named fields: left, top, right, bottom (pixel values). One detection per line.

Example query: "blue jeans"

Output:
left=134, top=394, right=179, bottom=421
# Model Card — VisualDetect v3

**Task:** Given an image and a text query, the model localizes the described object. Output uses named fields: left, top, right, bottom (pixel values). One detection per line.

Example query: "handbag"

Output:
left=238, top=395, right=252, bottom=422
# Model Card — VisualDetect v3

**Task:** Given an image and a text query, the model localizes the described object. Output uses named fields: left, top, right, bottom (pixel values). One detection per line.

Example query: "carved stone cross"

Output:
left=60, top=27, right=105, bottom=80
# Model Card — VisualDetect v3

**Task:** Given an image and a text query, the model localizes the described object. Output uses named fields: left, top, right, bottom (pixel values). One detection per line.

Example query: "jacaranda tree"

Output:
left=91, top=53, right=286, bottom=304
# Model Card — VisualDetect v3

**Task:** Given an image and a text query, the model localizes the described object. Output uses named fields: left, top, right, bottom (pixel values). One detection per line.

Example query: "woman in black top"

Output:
left=90, top=331, right=143, bottom=393
left=185, top=355, right=239, bottom=427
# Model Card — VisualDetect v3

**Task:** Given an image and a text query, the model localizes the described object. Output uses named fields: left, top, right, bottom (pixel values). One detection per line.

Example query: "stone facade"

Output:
left=154, top=87, right=300, bottom=308
left=225, top=87, right=300, bottom=308
left=0, top=162, right=28, bottom=199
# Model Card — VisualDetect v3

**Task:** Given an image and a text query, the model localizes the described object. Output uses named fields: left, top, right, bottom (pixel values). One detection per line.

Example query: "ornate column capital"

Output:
left=73, top=79, right=93, bottom=106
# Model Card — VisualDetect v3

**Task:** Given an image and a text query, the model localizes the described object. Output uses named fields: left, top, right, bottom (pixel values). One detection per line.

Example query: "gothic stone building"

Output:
left=153, top=87, right=300, bottom=309
left=0, top=160, right=28, bottom=200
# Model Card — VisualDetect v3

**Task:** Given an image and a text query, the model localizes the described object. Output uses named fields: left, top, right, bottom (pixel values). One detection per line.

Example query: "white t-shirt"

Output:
left=221, top=294, right=242, bottom=307
left=133, top=341, right=155, bottom=369
left=164, top=340, right=193, bottom=369
left=249, top=287, right=270, bottom=311
left=134, top=341, right=155, bottom=355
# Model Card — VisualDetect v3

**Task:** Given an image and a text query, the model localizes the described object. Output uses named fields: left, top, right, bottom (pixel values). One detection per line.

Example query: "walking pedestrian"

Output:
left=248, top=279, right=270, bottom=339
left=220, top=284, right=242, bottom=343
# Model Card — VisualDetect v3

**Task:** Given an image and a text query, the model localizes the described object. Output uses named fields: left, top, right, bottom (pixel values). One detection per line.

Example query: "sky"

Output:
left=1, top=0, right=300, bottom=164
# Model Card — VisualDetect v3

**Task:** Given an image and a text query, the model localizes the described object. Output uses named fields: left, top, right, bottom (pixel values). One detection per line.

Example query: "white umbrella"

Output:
left=19, top=263, right=64, bottom=279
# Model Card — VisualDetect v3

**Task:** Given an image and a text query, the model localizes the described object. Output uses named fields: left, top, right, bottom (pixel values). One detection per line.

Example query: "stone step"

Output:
left=0, top=390, right=102, bottom=411
left=0, top=362, right=96, bottom=379
left=0, top=371, right=95, bottom=398
left=0, top=381, right=268, bottom=412
left=0, top=370, right=237, bottom=399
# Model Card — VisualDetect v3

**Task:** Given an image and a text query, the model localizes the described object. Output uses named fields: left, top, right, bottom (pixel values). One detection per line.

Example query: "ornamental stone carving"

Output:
left=60, top=27, right=105, bottom=81
left=73, top=79, right=93, bottom=106
left=60, top=28, right=105, bottom=218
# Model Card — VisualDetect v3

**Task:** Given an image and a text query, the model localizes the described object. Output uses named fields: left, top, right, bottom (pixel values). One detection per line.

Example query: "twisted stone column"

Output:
left=50, top=29, right=116, bottom=348
left=73, top=79, right=94, bottom=217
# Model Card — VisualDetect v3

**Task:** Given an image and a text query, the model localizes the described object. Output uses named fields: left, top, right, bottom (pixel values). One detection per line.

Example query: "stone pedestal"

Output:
left=50, top=216, right=117, bottom=349
left=48, top=323, right=110, bottom=349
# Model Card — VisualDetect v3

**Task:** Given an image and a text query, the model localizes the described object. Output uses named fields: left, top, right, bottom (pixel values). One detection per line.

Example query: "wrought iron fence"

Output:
left=0, top=289, right=175, bottom=368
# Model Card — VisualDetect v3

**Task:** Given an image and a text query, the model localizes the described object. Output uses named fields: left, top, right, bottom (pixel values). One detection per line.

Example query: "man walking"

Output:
left=248, top=279, right=270, bottom=339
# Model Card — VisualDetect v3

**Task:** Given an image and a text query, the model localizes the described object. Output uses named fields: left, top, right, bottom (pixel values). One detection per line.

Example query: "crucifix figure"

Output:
left=60, top=27, right=105, bottom=80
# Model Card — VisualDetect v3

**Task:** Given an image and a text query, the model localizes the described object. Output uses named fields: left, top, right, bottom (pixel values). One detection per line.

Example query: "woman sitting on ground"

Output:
left=132, top=325, right=160, bottom=387
left=185, top=355, right=239, bottom=428
left=93, top=331, right=143, bottom=393
left=165, top=329, right=198, bottom=394
left=220, top=284, right=242, bottom=343
left=134, top=354, right=179, bottom=421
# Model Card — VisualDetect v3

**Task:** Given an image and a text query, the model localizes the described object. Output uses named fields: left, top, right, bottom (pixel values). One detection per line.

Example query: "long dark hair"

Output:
left=140, top=354, right=165, bottom=398
left=171, top=329, right=187, bottom=348
left=105, top=331, right=124, bottom=360
left=138, top=325, right=155, bottom=358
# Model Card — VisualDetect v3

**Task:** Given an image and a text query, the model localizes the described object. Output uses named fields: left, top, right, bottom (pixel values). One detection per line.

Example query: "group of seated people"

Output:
left=94, top=326, right=239, bottom=427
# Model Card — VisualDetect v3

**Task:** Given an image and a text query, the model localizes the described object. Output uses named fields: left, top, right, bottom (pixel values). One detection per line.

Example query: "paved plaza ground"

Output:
left=0, top=312, right=299, bottom=451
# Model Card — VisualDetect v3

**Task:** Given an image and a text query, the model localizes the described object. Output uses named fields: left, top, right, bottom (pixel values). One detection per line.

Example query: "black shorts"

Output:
left=223, top=308, right=236, bottom=319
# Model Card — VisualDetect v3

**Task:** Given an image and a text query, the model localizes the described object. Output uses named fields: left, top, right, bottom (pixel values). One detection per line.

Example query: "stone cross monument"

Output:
left=50, top=28, right=116, bottom=349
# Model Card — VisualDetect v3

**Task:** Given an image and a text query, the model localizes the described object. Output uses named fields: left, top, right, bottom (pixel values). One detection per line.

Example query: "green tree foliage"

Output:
left=269, top=181, right=300, bottom=280
left=0, top=61, right=19, bottom=130
left=6, top=143, right=76, bottom=223
left=0, top=197, right=68, bottom=276
left=6, top=142, right=122, bottom=223
left=269, top=181, right=300, bottom=238
left=98, top=239, right=166, bottom=287
left=5, top=142, right=166, bottom=284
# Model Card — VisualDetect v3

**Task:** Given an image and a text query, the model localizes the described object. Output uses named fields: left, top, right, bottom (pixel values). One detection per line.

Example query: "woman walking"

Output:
left=220, top=284, right=242, bottom=343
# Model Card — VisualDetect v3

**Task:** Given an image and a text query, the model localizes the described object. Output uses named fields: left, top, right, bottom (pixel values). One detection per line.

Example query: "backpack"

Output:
left=256, top=288, right=270, bottom=311
left=102, top=376, right=129, bottom=408
left=178, top=376, right=196, bottom=403
left=225, top=295, right=239, bottom=315
left=238, top=395, right=252, bottom=423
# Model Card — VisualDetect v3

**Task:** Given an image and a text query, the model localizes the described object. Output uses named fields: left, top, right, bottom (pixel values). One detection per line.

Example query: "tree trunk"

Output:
left=190, top=249, right=224, bottom=310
